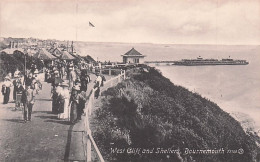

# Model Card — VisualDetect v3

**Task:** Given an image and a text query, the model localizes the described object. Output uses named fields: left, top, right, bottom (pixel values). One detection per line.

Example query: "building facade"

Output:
left=122, top=48, right=146, bottom=64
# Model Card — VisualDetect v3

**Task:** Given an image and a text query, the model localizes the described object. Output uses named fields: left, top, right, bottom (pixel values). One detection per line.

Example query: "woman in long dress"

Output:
left=69, top=67, right=77, bottom=91
left=58, top=82, right=70, bottom=120
left=56, top=84, right=63, bottom=119
left=69, top=85, right=80, bottom=124
left=63, top=88, right=70, bottom=120
left=51, top=70, right=62, bottom=114
left=2, top=76, right=13, bottom=104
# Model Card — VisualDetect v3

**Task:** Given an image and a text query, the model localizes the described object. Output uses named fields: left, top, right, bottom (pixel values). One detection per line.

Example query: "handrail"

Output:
left=88, top=131, right=105, bottom=162
left=83, top=70, right=126, bottom=162
left=105, top=74, right=121, bottom=84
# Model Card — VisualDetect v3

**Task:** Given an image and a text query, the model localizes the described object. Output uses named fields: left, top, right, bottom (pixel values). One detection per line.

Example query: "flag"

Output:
left=89, top=22, right=95, bottom=27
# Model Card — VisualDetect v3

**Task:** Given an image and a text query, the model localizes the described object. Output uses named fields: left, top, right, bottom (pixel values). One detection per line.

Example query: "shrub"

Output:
left=93, top=67, right=259, bottom=162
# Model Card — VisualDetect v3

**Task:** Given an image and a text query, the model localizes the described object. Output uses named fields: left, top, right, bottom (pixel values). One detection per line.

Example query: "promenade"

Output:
left=0, top=73, right=112, bottom=161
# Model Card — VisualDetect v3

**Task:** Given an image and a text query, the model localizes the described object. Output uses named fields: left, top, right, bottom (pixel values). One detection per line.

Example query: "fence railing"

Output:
left=83, top=70, right=126, bottom=162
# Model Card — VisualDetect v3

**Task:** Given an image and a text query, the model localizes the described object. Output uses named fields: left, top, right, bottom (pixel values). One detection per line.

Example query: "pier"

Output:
left=144, top=61, right=175, bottom=66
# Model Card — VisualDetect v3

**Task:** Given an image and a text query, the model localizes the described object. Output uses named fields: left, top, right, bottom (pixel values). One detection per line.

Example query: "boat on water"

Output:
left=172, top=56, right=249, bottom=66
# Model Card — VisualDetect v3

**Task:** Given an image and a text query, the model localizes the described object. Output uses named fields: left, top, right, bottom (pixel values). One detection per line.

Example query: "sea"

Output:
left=75, top=42, right=260, bottom=132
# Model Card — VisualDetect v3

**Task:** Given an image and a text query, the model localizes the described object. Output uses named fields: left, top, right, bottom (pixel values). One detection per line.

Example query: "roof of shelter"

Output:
left=121, top=48, right=145, bottom=57
left=34, top=48, right=57, bottom=60
left=60, top=51, right=75, bottom=60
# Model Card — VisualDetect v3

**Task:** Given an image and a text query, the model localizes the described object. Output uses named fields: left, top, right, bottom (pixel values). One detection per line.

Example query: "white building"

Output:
left=121, top=48, right=146, bottom=64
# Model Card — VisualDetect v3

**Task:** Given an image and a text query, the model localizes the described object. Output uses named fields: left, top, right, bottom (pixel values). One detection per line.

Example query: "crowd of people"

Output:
left=2, top=60, right=106, bottom=124
left=1, top=68, right=42, bottom=122
left=46, top=60, right=106, bottom=124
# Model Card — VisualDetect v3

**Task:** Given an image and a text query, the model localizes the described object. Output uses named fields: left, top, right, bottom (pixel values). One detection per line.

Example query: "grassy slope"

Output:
left=93, top=67, right=259, bottom=162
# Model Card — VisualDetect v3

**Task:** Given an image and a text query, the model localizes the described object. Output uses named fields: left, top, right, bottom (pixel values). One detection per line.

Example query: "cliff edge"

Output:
left=92, top=66, right=260, bottom=162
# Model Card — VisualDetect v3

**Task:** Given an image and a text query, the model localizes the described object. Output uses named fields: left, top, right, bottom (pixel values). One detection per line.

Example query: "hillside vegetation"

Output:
left=0, top=52, right=24, bottom=81
left=92, top=66, right=259, bottom=162
left=0, top=50, right=45, bottom=81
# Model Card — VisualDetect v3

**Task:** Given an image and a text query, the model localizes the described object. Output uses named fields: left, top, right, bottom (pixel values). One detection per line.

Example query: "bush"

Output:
left=93, top=67, right=259, bottom=162
left=0, top=52, right=24, bottom=80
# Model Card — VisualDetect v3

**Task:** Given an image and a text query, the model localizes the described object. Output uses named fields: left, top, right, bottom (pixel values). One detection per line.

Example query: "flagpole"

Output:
left=76, top=0, right=78, bottom=42
left=24, top=53, right=26, bottom=86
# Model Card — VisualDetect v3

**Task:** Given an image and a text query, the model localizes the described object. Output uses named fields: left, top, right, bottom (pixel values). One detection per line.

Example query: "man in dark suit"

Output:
left=21, top=82, right=36, bottom=122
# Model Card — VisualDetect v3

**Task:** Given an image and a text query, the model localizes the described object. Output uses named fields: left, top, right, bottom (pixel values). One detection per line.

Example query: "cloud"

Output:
left=0, top=0, right=259, bottom=44
left=181, top=24, right=203, bottom=33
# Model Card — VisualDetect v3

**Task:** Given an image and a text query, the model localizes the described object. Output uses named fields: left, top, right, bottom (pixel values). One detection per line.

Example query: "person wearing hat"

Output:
left=57, top=82, right=70, bottom=120
left=13, top=68, right=21, bottom=100
left=51, top=71, right=62, bottom=114
left=45, top=68, right=49, bottom=82
left=14, top=79, right=24, bottom=110
left=54, top=69, right=59, bottom=76
left=32, top=69, right=42, bottom=95
left=60, top=63, right=66, bottom=79
left=13, top=68, right=21, bottom=78
left=94, top=72, right=102, bottom=99
left=13, top=75, right=20, bottom=101
left=55, top=82, right=63, bottom=118
left=77, top=69, right=90, bottom=120
left=80, top=69, right=90, bottom=92
left=32, top=77, right=41, bottom=95
left=69, top=66, right=77, bottom=91
left=8, top=72, right=12, bottom=79
left=34, top=68, right=39, bottom=78
left=13, top=73, right=24, bottom=101
left=77, top=89, right=88, bottom=121
left=25, top=73, right=35, bottom=88
left=69, top=84, right=80, bottom=124
left=31, top=64, right=36, bottom=74
left=21, top=82, right=36, bottom=122
left=2, top=76, right=13, bottom=104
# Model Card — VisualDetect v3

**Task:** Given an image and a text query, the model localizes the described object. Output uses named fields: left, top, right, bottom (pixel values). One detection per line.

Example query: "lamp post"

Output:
left=23, top=52, right=27, bottom=86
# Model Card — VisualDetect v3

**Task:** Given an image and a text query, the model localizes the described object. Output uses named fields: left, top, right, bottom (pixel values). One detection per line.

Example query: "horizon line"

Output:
left=1, top=36, right=260, bottom=46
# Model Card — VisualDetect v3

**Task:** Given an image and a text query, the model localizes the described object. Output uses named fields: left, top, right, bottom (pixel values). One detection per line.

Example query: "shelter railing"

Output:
left=83, top=70, right=126, bottom=162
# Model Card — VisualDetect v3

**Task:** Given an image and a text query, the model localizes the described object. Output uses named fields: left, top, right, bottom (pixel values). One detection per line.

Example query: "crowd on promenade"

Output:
left=1, top=60, right=106, bottom=124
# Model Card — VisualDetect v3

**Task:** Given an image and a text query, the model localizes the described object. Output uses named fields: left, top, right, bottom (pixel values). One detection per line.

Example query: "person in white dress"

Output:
left=32, top=74, right=42, bottom=95
left=69, top=67, right=77, bottom=91
left=2, top=76, right=13, bottom=104
left=57, top=82, right=70, bottom=120
left=94, top=72, right=103, bottom=99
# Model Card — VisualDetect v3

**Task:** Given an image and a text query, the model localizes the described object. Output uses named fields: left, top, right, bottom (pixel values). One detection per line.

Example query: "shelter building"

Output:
left=34, top=48, right=57, bottom=60
left=49, top=48, right=64, bottom=57
left=60, top=51, right=75, bottom=60
left=121, top=48, right=146, bottom=64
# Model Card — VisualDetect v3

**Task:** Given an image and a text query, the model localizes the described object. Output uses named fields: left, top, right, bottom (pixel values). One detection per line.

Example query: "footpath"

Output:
left=0, top=73, right=112, bottom=161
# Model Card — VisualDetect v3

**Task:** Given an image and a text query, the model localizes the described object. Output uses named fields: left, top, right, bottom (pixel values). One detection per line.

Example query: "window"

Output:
left=123, top=57, right=127, bottom=63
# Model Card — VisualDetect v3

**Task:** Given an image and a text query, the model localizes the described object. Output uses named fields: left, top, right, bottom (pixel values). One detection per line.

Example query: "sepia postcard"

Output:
left=0, top=0, right=259, bottom=161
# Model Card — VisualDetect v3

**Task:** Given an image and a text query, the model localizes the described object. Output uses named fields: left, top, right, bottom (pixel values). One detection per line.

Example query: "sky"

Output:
left=0, top=0, right=260, bottom=45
